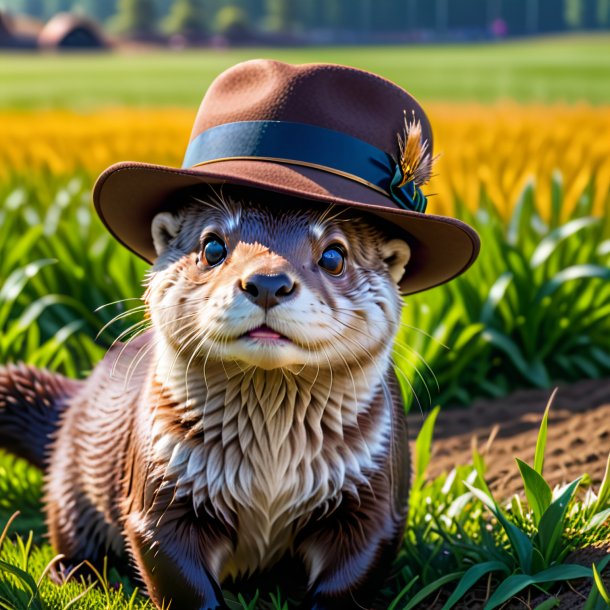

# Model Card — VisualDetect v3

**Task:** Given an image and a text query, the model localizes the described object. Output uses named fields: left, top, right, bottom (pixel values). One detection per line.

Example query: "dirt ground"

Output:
left=408, top=378, right=610, bottom=609
left=408, top=378, right=610, bottom=498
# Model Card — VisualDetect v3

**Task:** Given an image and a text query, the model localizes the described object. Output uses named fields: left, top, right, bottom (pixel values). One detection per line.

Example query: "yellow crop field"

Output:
left=1, top=105, right=609, bottom=217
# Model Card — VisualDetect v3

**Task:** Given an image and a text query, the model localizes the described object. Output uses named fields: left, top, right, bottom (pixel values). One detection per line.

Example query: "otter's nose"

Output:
left=240, top=273, right=296, bottom=309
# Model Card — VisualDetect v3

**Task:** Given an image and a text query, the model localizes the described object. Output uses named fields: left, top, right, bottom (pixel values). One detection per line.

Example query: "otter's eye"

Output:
left=319, top=245, right=345, bottom=276
left=201, top=236, right=227, bottom=267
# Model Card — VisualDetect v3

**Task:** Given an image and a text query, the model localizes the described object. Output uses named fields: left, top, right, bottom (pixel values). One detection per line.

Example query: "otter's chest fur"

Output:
left=149, top=362, right=390, bottom=579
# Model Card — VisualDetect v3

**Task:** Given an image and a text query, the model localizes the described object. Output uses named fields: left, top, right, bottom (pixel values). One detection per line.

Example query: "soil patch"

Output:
left=408, top=379, right=610, bottom=608
left=408, top=378, right=610, bottom=498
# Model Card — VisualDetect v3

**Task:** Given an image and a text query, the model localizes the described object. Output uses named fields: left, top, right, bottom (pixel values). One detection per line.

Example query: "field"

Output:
left=1, top=36, right=610, bottom=609
left=1, top=36, right=610, bottom=108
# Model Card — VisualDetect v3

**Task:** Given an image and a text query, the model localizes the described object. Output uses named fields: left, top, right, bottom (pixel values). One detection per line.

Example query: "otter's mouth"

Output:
left=241, top=325, right=290, bottom=343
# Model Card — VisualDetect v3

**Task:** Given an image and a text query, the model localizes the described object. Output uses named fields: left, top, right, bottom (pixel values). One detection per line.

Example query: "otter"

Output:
left=0, top=189, right=412, bottom=610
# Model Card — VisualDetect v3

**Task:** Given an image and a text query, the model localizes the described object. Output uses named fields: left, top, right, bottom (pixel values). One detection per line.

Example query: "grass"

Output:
left=1, top=394, right=609, bottom=609
left=0, top=35, right=609, bottom=110
left=0, top=169, right=609, bottom=606
left=0, top=33, right=609, bottom=608
left=401, top=175, right=610, bottom=406
left=2, top=170, right=609, bottom=406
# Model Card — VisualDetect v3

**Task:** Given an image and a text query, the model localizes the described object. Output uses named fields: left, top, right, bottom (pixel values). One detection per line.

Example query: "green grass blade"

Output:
left=484, top=564, right=594, bottom=609
left=594, top=454, right=610, bottom=514
left=481, top=329, right=550, bottom=386
left=550, top=171, right=563, bottom=229
left=536, top=478, right=581, bottom=566
left=480, top=272, right=513, bottom=324
left=465, top=483, right=533, bottom=573
left=507, top=178, right=536, bottom=247
left=440, top=561, right=510, bottom=610
left=387, top=575, right=419, bottom=610
left=412, top=406, right=440, bottom=493
left=0, top=559, right=38, bottom=596
left=535, top=265, right=610, bottom=302
left=583, top=507, right=610, bottom=533
left=516, top=459, right=552, bottom=525
left=402, top=572, right=464, bottom=610
left=592, top=564, right=610, bottom=606
left=530, top=217, right=599, bottom=269
left=471, top=439, right=494, bottom=498
left=534, top=389, right=557, bottom=475
left=61, top=582, right=97, bottom=610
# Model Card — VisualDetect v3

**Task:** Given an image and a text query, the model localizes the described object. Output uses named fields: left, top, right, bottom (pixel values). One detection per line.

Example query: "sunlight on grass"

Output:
left=0, top=394, right=608, bottom=608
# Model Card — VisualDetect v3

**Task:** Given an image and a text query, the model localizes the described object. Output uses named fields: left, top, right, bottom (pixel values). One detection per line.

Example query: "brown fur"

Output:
left=1, top=189, right=411, bottom=610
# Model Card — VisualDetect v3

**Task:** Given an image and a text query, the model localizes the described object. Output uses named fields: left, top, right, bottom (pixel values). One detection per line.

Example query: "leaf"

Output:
left=516, top=459, right=552, bottom=525
left=535, top=265, right=610, bottom=302
left=387, top=575, right=419, bottom=610
left=534, top=389, right=556, bottom=475
left=440, top=561, right=510, bottom=610
left=480, top=272, right=513, bottom=325
left=593, top=564, right=610, bottom=605
left=530, top=217, right=599, bottom=268
left=550, top=170, right=563, bottom=229
left=484, top=564, right=594, bottom=609
left=412, top=406, right=440, bottom=492
left=583, top=507, right=610, bottom=533
left=465, top=483, right=533, bottom=573
left=593, top=454, right=610, bottom=514
left=482, top=329, right=550, bottom=386
left=535, top=478, right=581, bottom=566
left=471, top=440, right=493, bottom=498
left=402, top=572, right=464, bottom=610
left=0, top=559, right=38, bottom=596
left=581, top=557, right=610, bottom=610
left=507, top=179, right=536, bottom=246
left=0, top=259, right=57, bottom=323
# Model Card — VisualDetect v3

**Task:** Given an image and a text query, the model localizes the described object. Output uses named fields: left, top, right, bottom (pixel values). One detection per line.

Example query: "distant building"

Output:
left=0, top=12, right=11, bottom=45
left=0, top=11, right=40, bottom=48
left=38, top=13, right=108, bottom=50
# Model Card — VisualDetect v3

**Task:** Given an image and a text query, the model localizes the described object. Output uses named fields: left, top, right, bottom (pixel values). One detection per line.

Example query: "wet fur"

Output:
left=1, top=191, right=411, bottom=609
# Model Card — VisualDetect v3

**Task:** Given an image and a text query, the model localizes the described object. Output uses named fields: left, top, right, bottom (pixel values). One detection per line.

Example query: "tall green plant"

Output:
left=397, top=392, right=610, bottom=609
left=399, top=176, right=610, bottom=408
left=0, top=178, right=146, bottom=377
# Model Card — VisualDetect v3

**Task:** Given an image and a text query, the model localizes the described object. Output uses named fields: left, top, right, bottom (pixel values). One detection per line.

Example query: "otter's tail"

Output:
left=0, top=364, right=81, bottom=469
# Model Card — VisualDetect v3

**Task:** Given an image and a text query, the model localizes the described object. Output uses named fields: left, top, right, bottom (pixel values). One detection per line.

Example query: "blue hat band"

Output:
left=183, top=120, right=427, bottom=213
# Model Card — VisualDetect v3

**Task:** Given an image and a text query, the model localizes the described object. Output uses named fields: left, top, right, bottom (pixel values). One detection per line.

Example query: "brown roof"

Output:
left=38, top=12, right=108, bottom=48
left=0, top=12, right=11, bottom=40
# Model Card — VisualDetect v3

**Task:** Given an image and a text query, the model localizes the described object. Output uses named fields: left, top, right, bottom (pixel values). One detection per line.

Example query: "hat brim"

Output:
left=93, top=160, right=480, bottom=296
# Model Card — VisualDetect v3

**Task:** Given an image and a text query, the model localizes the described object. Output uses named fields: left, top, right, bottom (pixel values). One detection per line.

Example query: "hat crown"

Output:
left=94, top=59, right=479, bottom=296
left=190, top=59, right=433, bottom=159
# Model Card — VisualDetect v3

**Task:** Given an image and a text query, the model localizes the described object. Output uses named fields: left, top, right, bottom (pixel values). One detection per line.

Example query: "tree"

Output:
left=163, top=0, right=206, bottom=39
left=565, top=0, right=582, bottom=27
left=78, top=0, right=118, bottom=22
left=215, top=5, right=249, bottom=40
left=598, top=0, right=610, bottom=25
left=264, top=0, right=294, bottom=31
left=23, top=0, right=45, bottom=19
left=112, top=0, right=157, bottom=37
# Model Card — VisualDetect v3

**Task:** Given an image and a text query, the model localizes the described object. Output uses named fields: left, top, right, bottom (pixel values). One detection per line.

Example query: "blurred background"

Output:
left=1, top=3, right=610, bottom=607
left=0, top=0, right=609, bottom=408
left=1, top=0, right=610, bottom=47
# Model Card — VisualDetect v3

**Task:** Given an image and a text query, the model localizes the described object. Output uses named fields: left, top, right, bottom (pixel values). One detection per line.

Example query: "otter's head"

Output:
left=146, top=190, right=410, bottom=372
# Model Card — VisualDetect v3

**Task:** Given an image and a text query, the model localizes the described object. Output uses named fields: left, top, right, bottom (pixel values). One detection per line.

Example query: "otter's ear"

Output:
left=381, top=239, right=411, bottom=285
left=151, top=212, right=182, bottom=256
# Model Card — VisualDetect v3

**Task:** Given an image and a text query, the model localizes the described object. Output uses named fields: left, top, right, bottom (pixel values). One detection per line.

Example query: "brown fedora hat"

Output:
left=93, top=59, right=479, bottom=295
